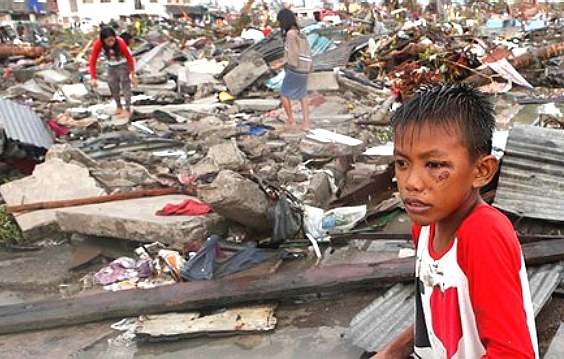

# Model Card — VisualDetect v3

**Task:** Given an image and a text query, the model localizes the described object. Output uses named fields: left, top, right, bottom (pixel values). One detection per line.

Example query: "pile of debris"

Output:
left=0, top=5, right=563, bottom=357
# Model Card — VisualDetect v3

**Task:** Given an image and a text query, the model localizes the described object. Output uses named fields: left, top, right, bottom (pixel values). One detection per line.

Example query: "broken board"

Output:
left=135, top=305, right=277, bottom=342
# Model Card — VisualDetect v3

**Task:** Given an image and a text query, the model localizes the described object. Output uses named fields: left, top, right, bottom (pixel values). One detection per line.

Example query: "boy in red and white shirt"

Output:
left=374, top=85, right=538, bottom=359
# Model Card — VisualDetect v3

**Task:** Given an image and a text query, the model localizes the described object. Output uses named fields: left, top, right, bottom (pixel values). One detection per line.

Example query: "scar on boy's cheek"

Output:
left=435, top=171, right=450, bottom=183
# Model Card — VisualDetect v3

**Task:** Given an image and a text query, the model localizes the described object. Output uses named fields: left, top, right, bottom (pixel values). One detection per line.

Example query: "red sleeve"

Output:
left=457, top=206, right=535, bottom=359
left=89, top=39, right=102, bottom=80
left=117, top=37, right=135, bottom=73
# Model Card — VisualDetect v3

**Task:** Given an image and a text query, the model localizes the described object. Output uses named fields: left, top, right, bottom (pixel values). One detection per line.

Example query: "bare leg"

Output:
left=300, top=96, right=310, bottom=131
left=281, top=96, right=296, bottom=129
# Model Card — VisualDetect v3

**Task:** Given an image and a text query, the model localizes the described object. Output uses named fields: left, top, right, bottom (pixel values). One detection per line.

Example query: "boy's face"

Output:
left=393, top=122, right=496, bottom=226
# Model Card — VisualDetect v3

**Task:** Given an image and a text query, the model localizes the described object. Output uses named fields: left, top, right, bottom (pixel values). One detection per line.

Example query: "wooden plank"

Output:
left=0, top=239, right=562, bottom=335
left=6, top=187, right=185, bottom=214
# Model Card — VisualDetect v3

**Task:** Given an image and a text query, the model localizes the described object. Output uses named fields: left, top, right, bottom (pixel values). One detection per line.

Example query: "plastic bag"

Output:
left=181, top=235, right=220, bottom=281
left=304, top=205, right=367, bottom=242
left=268, top=194, right=302, bottom=246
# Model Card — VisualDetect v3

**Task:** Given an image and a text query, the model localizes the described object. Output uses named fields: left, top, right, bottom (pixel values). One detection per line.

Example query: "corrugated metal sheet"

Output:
left=343, top=283, right=414, bottom=353
left=241, top=31, right=284, bottom=63
left=528, top=263, right=563, bottom=316
left=313, top=36, right=370, bottom=72
left=344, top=263, right=563, bottom=353
left=0, top=98, right=53, bottom=149
left=494, top=124, right=564, bottom=222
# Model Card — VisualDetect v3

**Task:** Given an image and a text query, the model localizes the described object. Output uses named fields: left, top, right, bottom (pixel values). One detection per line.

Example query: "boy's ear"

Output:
left=473, top=154, right=498, bottom=189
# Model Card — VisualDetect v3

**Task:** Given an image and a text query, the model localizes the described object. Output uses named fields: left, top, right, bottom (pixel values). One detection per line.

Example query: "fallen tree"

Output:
left=0, top=238, right=562, bottom=334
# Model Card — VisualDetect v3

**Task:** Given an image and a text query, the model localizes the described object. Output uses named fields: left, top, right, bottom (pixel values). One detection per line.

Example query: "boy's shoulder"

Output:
left=411, top=203, right=520, bottom=254
left=455, top=203, right=522, bottom=270
left=456, top=203, right=515, bottom=242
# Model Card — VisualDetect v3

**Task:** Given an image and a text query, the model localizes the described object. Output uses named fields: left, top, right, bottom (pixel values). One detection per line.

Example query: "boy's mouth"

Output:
left=403, top=197, right=432, bottom=214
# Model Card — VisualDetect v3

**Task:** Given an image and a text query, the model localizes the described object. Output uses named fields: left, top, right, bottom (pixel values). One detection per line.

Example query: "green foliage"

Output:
left=0, top=207, right=22, bottom=245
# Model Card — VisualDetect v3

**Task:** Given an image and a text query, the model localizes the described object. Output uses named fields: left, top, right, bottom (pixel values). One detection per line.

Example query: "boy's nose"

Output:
left=404, top=168, right=425, bottom=193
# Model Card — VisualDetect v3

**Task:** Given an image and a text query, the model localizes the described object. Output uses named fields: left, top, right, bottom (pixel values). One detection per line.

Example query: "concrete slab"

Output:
left=308, top=72, right=340, bottom=92
left=0, top=245, right=73, bottom=288
left=0, top=159, right=106, bottom=239
left=55, top=195, right=227, bottom=248
left=223, top=56, right=269, bottom=96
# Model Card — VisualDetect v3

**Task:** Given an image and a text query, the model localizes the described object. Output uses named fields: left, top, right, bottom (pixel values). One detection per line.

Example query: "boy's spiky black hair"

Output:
left=391, top=84, right=495, bottom=159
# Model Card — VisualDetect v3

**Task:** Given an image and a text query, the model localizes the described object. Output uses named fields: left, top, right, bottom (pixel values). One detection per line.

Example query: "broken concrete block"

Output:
left=61, top=84, right=89, bottom=103
left=190, top=140, right=246, bottom=177
left=278, top=168, right=308, bottom=183
left=56, top=195, right=227, bottom=249
left=308, top=71, right=340, bottom=91
left=135, top=305, right=277, bottom=342
left=304, top=172, right=333, bottom=209
left=136, top=41, right=176, bottom=74
left=223, top=56, right=269, bottom=96
left=0, top=159, right=106, bottom=239
left=90, top=160, right=160, bottom=190
left=235, top=99, right=280, bottom=112
left=198, top=170, right=271, bottom=231
left=207, top=140, right=246, bottom=171
left=35, top=69, right=72, bottom=84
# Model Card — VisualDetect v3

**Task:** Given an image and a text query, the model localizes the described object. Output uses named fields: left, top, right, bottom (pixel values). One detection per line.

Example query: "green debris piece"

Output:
left=0, top=206, right=22, bottom=245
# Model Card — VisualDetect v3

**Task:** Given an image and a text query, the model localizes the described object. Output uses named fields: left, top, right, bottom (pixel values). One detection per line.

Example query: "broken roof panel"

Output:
left=344, top=263, right=563, bottom=353
left=241, top=31, right=284, bottom=63
left=0, top=98, right=53, bottom=149
left=343, top=283, right=414, bottom=353
left=494, top=124, right=564, bottom=222
left=314, top=36, right=370, bottom=72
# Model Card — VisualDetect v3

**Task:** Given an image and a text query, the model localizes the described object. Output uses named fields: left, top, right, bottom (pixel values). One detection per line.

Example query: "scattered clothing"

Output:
left=156, top=199, right=213, bottom=216
left=181, top=235, right=220, bottom=281
left=47, top=119, right=70, bottom=137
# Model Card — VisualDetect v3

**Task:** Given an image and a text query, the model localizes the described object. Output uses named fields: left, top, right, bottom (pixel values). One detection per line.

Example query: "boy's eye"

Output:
left=395, top=159, right=408, bottom=169
left=426, top=161, right=447, bottom=170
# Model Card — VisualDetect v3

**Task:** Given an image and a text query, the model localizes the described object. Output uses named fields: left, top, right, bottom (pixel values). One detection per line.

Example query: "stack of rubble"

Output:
left=0, top=7, right=564, bottom=356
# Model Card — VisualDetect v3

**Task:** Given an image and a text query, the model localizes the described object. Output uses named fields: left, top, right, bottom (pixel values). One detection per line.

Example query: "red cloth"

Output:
left=89, top=37, right=135, bottom=80
left=47, top=119, right=70, bottom=137
left=412, top=204, right=537, bottom=358
left=262, top=26, right=273, bottom=37
left=156, top=199, right=213, bottom=216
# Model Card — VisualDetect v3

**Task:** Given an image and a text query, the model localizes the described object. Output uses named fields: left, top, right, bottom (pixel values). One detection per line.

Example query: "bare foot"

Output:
left=300, top=124, right=311, bottom=132
left=115, top=108, right=125, bottom=116
left=118, top=110, right=131, bottom=118
left=284, top=122, right=297, bottom=131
